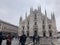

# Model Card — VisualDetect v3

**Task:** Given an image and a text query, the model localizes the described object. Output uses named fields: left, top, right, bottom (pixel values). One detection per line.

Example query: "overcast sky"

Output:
left=0, top=0, right=60, bottom=31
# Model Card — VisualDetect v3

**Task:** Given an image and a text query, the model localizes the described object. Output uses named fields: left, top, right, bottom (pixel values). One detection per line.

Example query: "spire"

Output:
left=37, top=6, right=42, bottom=36
left=25, top=12, right=27, bottom=19
left=51, top=12, right=53, bottom=20
left=45, top=9, right=47, bottom=22
left=45, top=9, right=49, bottom=37
left=51, top=12, right=57, bottom=37
left=52, top=12, right=55, bottom=21
left=45, top=10, right=47, bottom=24
left=19, top=16, right=22, bottom=23
left=51, top=12, right=56, bottom=27
left=30, top=7, right=33, bottom=13
left=45, top=9, right=47, bottom=20
left=51, top=12, right=55, bottom=21
left=51, top=12, right=56, bottom=28
left=38, top=6, right=41, bottom=13
left=45, top=9, right=47, bottom=16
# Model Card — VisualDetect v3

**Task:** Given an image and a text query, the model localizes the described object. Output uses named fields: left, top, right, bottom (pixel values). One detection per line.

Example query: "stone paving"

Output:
left=1, top=38, right=59, bottom=45
left=1, top=38, right=40, bottom=45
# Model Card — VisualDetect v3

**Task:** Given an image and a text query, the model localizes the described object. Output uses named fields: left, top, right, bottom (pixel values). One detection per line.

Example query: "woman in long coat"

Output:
left=6, top=33, right=12, bottom=45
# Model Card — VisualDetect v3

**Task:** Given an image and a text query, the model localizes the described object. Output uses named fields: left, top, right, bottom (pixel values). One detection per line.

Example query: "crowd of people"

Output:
left=0, top=32, right=12, bottom=45
left=0, top=32, right=27, bottom=45
left=0, top=32, right=40, bottom=45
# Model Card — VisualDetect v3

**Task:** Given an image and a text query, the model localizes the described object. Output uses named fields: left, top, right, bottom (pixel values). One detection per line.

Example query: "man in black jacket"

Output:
left=20, top=32, right=27, bottom=45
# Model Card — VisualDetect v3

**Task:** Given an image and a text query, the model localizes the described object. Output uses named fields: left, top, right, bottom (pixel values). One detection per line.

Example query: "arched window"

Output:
left=22, top=26, right=24, bottom=30
left=43, top=31, right=46, bottom=37
left=49, top=25, right=51, bottom=29
left=28, top=21, right=29, bottom=25
left=43, top=20, right=44, bottom=24
left=43, top=25, right=45, bottom=30
left=35, top=14, right=37, bottom=19
left=49, top=30, right=52, bottom=37
left=27, top=31, right=29, bottom=37
left=27, top=26, right=29, bottom=30
left=35, top=22, right=37, bottom=25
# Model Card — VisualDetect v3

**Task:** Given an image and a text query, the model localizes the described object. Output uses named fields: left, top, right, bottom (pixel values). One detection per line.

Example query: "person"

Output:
left=33, top=31, right=40, bottom=45
left=6, top=33, right=12, bottom=45
left=20, top=31, right=27, bottom=45
left=0, top=32, right=3, bottom=45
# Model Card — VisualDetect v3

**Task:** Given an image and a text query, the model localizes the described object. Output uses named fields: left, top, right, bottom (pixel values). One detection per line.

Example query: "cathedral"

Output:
left=18, top=7, right=58, bottom=45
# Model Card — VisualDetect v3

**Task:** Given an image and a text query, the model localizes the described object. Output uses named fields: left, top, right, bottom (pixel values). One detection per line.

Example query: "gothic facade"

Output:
left=18, top=7, right=58, bottom=45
